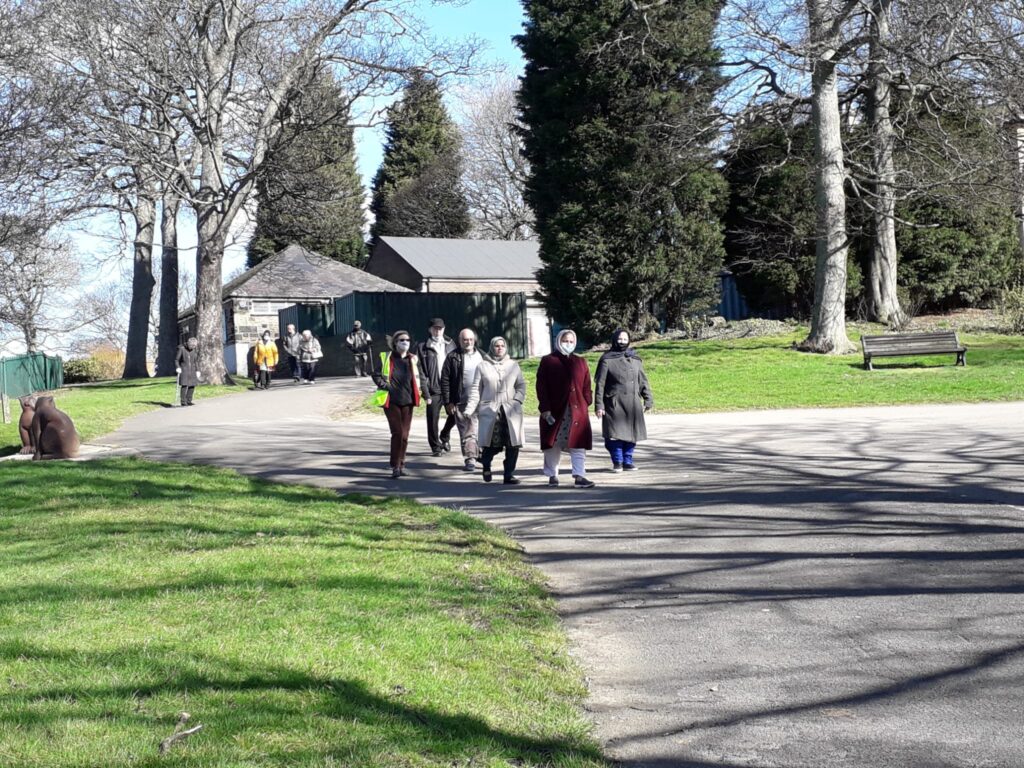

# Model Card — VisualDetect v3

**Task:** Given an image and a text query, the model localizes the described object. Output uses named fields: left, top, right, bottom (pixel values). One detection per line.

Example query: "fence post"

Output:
left=1, top=359, right=8, bottom=424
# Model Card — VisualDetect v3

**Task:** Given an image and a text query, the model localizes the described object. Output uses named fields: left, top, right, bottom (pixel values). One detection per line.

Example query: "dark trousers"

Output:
left=257, top=369, right=272, bottom=389
left=385, top=404, right=415, bottom=468
left=288, top=355, right=301, bottom=380
left=425, top=397, right=456, bottom=451
left=353, top=352, right=369, bottom=377
left=180, top=385, right=195, bottom=405
left=300, top=361, right=318, bottom=382
left=480, top=445, right=520, bottom=480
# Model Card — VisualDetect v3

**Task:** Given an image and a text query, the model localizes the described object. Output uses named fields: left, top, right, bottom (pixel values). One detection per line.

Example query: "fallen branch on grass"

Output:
left=158, top=712, right=204, bottom=755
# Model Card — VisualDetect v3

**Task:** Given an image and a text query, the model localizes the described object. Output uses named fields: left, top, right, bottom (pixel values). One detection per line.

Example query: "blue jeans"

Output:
left=605, top=439, right=635, bottom=466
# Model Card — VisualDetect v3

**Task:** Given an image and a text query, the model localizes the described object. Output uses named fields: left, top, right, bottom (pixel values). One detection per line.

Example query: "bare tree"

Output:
left=0, top=227, right=84, bottom=353
left=455, top=72, right=533, bottom=240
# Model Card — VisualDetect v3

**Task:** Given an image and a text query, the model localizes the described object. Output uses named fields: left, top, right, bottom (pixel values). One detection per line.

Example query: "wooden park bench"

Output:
left=861, top=330, right=967, bottom=371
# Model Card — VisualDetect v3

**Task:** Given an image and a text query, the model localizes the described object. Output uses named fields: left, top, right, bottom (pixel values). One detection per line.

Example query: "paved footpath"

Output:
left=106, top=378, right=1024, bottom=768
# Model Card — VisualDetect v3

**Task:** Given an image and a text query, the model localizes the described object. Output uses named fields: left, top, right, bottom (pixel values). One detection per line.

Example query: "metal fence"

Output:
left=0, top=352, right=64, bottom=423
left=334, top=291, right=529, bottom=359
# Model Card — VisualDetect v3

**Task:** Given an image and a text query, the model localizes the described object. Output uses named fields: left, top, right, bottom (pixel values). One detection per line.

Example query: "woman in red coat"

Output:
left=536, top=328, right=596, bottom=488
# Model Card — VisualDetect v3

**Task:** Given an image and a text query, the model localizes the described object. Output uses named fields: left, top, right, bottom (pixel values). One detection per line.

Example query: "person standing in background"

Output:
left=175, top=337, right=200, bottom=406
left=345, top=320, right=372, bottom=377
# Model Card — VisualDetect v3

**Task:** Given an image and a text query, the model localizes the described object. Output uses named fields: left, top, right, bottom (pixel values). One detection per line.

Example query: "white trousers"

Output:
left=543, top=447, right=587, bottom=477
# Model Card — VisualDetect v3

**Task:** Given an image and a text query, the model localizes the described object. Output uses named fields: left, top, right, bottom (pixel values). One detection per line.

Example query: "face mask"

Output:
left=263, top=336, right=271, bottom=342
left=396, top=340, right=411, bottom=353
left=432, top=329, right=444, bottom=339
left=559, top=341, right=576, bottom=355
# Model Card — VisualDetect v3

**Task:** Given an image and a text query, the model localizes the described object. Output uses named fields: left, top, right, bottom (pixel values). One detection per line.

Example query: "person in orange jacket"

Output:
left=253, top=330, right=279, bottom=389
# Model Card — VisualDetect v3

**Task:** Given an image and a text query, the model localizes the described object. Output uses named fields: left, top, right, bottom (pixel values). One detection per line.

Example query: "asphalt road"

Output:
left=105, top=378, right=1024, bottom=767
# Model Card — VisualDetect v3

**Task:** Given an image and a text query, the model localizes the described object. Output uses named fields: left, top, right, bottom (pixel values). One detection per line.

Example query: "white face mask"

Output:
left=559, top=341, right=576, bottom=355
left=396, top=340, right=411, bottom=353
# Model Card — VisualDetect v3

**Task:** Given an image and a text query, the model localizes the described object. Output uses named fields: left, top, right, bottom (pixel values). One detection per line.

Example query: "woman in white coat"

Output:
left=466, top=337, right=526, bottom=485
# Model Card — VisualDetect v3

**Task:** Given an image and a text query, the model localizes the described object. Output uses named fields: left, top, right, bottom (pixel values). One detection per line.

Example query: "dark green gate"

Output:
left=333, top=292, right=528, bottom=358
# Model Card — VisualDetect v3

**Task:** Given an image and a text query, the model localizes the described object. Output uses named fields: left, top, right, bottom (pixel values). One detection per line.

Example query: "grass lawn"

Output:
left=0, top=378, right=239, bottom=456
left=510, top=330, right=1024, bottom=414
left=0, top=459, right=605, bottom=767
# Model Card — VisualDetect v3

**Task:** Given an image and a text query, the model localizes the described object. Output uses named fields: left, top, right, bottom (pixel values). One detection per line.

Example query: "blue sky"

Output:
left=70, top=2, right=528, bottom=288
left=354, top=0, right=527, bottom=186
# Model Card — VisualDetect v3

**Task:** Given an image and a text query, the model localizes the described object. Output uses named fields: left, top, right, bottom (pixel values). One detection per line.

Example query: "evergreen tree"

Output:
left=516, top=0, right=727, bottom=337
left=247, top=73, right=367, bottom=269
left=370, top=72, right=470, bottom=240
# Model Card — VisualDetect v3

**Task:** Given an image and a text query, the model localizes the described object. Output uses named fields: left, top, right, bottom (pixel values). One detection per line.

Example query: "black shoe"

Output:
left=503, top=476, right=521, bottom=485
left=548, top=476, right=559, bottom=487
left=186, top=402, right=195, bottom=406
left=623, top=463, right=637, bottom=471
left=574, top=476, right=596, bottom=488
left=391, top=467, right=401, bottom=479
left=482, top=468, right=493, bottom=482
left=441, top=438, right=451, bottom=452
left=612, top=462, right=623, bottom=473
left=431, top=449, right=443, bottom=457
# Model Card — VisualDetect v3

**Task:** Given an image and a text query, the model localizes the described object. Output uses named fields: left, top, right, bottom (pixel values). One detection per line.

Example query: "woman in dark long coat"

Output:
left=175, top=337, right=200, bottom=406
left=536, top=328, right=595, bottom=488
left=594, top=329, right=653, bottom=471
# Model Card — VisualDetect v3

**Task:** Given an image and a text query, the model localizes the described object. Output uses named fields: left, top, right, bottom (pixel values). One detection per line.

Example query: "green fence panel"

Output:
left=0, top=353, right=64, bottom=399
left=333, top=292, right=529, bottom=359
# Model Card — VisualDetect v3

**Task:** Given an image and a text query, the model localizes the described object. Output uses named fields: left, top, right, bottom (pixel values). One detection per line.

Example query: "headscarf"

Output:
left=601, top=328, right=637, bottom=360
left=555, top=329, right=577, bottom=356
left=488, top=336, right=509, bottom=362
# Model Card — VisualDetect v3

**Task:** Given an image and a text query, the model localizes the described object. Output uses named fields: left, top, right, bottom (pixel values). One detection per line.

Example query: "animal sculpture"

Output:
left=17, top=395, right=37, bottom=454
left=29, top=395, right=81, bottom=460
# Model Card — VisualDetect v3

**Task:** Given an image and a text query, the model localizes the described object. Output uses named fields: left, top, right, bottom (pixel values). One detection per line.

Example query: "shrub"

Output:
left=1002, top=284, right=1024, bottom=334
left=63, top=358, right=103, bottom=383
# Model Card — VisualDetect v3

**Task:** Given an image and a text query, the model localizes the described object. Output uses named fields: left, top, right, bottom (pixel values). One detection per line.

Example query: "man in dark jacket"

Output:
left=415, top=318, right=457, bottom=455
left=282, top=323, right=302, bottom=383
left=441, top=328, right=483, bottom=471
left=345, top=320, right=372, bottom=377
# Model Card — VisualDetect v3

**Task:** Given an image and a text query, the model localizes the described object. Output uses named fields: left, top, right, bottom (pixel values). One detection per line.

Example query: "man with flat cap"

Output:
left=345, top=320, right=372, bottom=377
left=415, top=317, right=457, bottom=456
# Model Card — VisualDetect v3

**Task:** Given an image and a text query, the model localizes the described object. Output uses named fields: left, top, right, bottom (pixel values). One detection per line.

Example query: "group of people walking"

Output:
left=254, top=324, right=323, bottom=387
left=373, top=320, right=653, bottom=486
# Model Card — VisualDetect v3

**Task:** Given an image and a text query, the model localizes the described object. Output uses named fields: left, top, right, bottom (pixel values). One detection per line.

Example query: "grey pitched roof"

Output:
left=378, top=236, right=541, bottom=280
left=224, top=243, right=410, bottom=298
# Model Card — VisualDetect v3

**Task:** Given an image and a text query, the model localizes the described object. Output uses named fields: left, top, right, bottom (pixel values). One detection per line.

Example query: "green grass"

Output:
left=0, top=459, right=605, bottom=767
left=1, top=378, right=239, bottom=456
left=510, top=330, right=1024, bottom=414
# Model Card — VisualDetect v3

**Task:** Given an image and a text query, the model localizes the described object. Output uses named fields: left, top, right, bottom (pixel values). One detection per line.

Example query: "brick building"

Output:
left=178, top=243, right=408, bottom=376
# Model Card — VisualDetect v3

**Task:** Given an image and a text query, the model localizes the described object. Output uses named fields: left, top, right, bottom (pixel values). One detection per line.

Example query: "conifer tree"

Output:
left=370, top=71, right=470, bottom=240
left=247, top=74, right=367, bottom=269
left=517, top=0, right=727, bottom=336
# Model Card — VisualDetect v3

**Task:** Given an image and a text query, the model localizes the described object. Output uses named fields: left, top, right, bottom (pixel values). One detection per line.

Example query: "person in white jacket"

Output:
left=466, top=337, right=526, bottom=484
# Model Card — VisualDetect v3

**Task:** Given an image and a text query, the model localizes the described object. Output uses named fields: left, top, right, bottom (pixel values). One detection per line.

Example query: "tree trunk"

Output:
left=867, top=0, right=904, bottom=326
left=800, top=0, right=855, bottom=355
left=122, top=191, right=157, bottom=377
left=1014, top=124, right=1024, bottom=263
left=194, top=197, right=228, bottom=386
left=155, top=191, right=181, bottom=376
